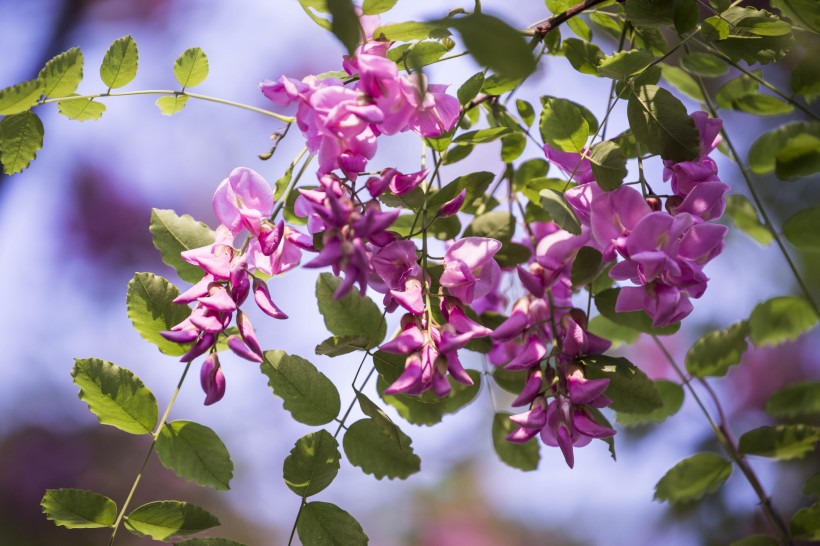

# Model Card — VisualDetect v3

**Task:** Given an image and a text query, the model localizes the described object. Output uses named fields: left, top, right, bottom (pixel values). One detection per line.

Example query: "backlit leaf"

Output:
left=100, top=35, right=138, bottom=89
left=627, top=84, right=700, bottom=162
left=174, top=48, right=209, bottom=88
left=39, top=48, right=84, bottom=98
left=654, top=453, right=732, bottom=503
left=739, top=424, right=820, bottom=460
left=261, top=350, right=341, bottom=426
left=156, top=420, right=234, bottom=490
left=316, top=273, right=386, bottom=347
left=124, top=501, right=219, bottom=541
left=41, top=488, right=117, bottom=529
left=126, top=272, right=192, bottom=356
left=0, top=111, right=44, bottom=174
left=283, top=429, right=340, bottom=496
left=748, top=296, right=818, bottom=347
left=685, top=321, right=749, bottom=377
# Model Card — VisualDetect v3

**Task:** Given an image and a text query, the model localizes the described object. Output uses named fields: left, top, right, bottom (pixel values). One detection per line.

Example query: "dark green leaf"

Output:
left=597, top=49, right=654, bottom=79
left=297, top=502, right=368, bottom=546
left=100, top=35, right=138, bottom=89
left=494, top=242, right=532, bottom=268
left=616, top=380, right=684, bottom=426
left=355, top=391, right=402, bottom=445
left=41, top=488, right=117, bottom=529
left=178, top=540, right=247, bottom=546
left=447, top=14, right=536, bottom=79
left=775, top=133, right=820, bottom=180
left=316, top=273, right=386, bottom=347
left=315, top=335, right=370, bottom=357
left=772, top=0, right=820, bottom=33
left=457, top=72, right=484, bottom=104
left=283, top=429, right=340, bottom=496
left=627, top=84, right=701, bottom=162
left=492, top=367, right=529, bottom=394
left=513, top=158, right=550, bottom=192
left=791, top=54, right=820, bottom=103
left=362, top=0, right=397, bottom=15
left=71, top=358, right=158, bottom=435
left=464, top=211, right=515, bottom=243
left=0, top=78, right=42, bottom=115
left=739, top=424, right=820, bottom=460
left=728, top=536, right=779, bottom=546
left=674, top=0, right=699, bottom=34
left=595, top=288, right=680, bottom=335
left=540, top=96, right=589, bottom=153
left=124, top=501, right=219, bottom=541
left=804, top=473, right=820, bottom=496
left=149, top=208, right=215, bottom=284
left=654, top=453, right=732, bottom=503
left=633, top=27, right=670, bottom=56
left=681, top=52, right=728, bottom=77
left=703, top=6, right=794, bottom=65
left=625, top=0, right=676, bottom=27
left=748, top=296, right=818, bottom=347
left=659, top=64, right=704, bottom=101
left=126, top=272, right=192, bottom=356
left=327, top=0, right=360, bottom=55
left=343, top=418, right=420, bottom=479
left=748, top=121, right=820, bottom=175
left=540, top=189, right=581, bottom=235
left=156, top=95, right=189, bottom=116
left=791, top=502, right=820, bottom=541
left=588, top=141, right=627, bottom=190
left=156, top=420, right=234, bottom=490
left=584, top=355, right=663, bottom=414
left=571, top=246, right=603, bottom=288
left=492, top=412, right=540, bottom=471
left=784, top=206, right=820, bottom=252
left=39, top=48, right=84, bottom=98
left=261, top=350, right=341, bottom=426
left=726, top=195, right=773, bottom=245
left=0, top=111, right=44, bottom=175
left=429, top=214, right=461, bottom=240
left=766, top=381, right=820, bottom=418
left=563, top=38, right=604, bottom=75
left=501, top=133, right=527, bottom=163
left=685, top=321, right=749, bottom=378
left=174, top=48, right=209, bottom=88
left=590, top=12, right=624, bottom=39
left=57, top=96, right=106, bottom=121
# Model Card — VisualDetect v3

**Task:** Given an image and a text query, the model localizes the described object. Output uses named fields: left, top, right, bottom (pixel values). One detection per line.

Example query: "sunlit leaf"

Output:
left=126, top=272, right=192, bottom=356
left=616, top=380, right=684, bottom=426
left=739, top=424, right=820, bottom=460
left=0, top=111, right=44, bottom=175
left=654, top=453, right=732, bottom=504
left=627, top=84, right=700, bottom=162
left=39, top=48, right=84, bottom=98
left=100, top=35, right=139, bottom=89
left=57, top=96, right=106, bottom=121
left=124, top=501, right=219, bottom=541
left=316, top=273, right=386, bottom=347
left=174, top=48, right=209, bottom=88
left=748, top=296, right=818, bottom=347
left=685, top=321, right=749, bottom=377
left=725, top=195, right=773, bottom=245
left=41, top=488, right=117, bottom=529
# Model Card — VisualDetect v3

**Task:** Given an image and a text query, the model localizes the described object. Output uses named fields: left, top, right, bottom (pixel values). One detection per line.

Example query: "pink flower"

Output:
left=544, top=145, right=596, bottom=184
left=200, top=353, right=226, bottom=406
left=213, top=167, right=275, bottom=237
left=440, top=237, right=502, bottom=304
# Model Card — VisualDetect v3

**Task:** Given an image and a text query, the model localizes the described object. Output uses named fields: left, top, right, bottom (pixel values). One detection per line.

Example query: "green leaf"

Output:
left=595, top=288, right=680, bottom=335
left=729, top=536, right=779, bottom=546
left=297, top=502, right=368, bottom=546
left=596, top=49, right=654, bottom=80
left=539, top=96, right=589, bottom=153
left=654, top=453, right=733, bottom=504
left=387, top=42, right=448, bottom=71
left=0, top=78, right=42, bottom=115
left=588, top=141, right=627, bottom=190
left=156, top=95, right=189, bottom=116
left=583, top=355, right=663, bottom=414
left=703, top=6, right=794, bottom=65
left=429, top=214, right=462, bottom=240
left=124, top=501, right=219, bottom=541
left=501, top=133, right=527, bottom=163
left=494, top=242, right=532, bottom=268
left=616, top=380, right=684, bottom=426
left=57, top=96, right=106, bottom=121
left=627, top=84, right=701, bottom=162
left=775, top=133, right=820, bottom=180
left=739, top=424, right=820, bottom=460
left=453, top=127, right=511, bottom=145
left=482, top=74, right=524, bottom=95
left=590, top=12, right=624, bottom=39
left=685, top=321, right=749, bottom=378
left=315, top=273, right=386, bottom=347
left=261, top=350, right=341, bottom=426
left=791, top=502, right=820, bottom=541
left=540, top=189, right=582, bottom=235
left=362, top=0, right=396, bottom=14
left=464, top=211, right=514, bottom=243
left=492, top=412, right=540, bottom=471
left=784, top=206, right=820, bottom=252
left=563, top=37, right=604, bottom=75
left=343, top=418, right=420, bottom=480
left=328, top=0, right=362, bottom=55
left=748, top=121, right=820, bottom=176
left=149, top=208, right=216, bottom=283
left=726, top=195, right=773, bottom=245
left=772, top=0, right=820, bottom=32
left=681, top=52, right=728, bottom=77
left=457, top=72, right=484, bottom=105
left=492, top=367, right=529, bottom=394
left=517, top=99, right=535, bottom=127
left=100, top=35, right=139, bottom=89
left=156, top=420, right=234, bottom=491
left=749, top=296, right=818, bottom=347
left=625, top=0, right=676, bottom=27
left=126, top=272, right=192, bottom=356
left=315, top=335, right=370, bottom=357
left=571, top=246, right=603, bottom=288
left=804, top=473, right=820, bottom=496
left=297, top=0, right=332, bottom=30
left=372, top=21, right=446, bottom=42
left=674, top=0, right=699, bottom=34
left=587, top=315, right=640, bottom=347
left=659, top=64, right=704, bottom=101
left=41, top=488, right=117, bottom=529
left=178, top=540, right=247, bottom=546
left=283, top=429, right=341, bottom=497
left=0, top=111, right=44, bottom=175
left=447, top=14, right=536, bottom=79
left=791, top=54, right=820, bottom=103
left=39, top=48, right=84, bottom=98
left=355, top=391, right=402, bottom=445
left=766, top=381, right=820, bottom=419
left=71, top=358, right=158, bottom=435
left=173, top=48, right=209, bottom=88
left=513, top=158, right=550, bottom=192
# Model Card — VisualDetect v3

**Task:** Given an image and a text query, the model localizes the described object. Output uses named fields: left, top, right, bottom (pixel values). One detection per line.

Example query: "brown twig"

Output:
left=532, top=0, right=622, bottom=38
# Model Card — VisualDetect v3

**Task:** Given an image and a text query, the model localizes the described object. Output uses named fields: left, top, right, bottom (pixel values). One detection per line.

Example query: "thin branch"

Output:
left=531, top=0, right=623, bottom=38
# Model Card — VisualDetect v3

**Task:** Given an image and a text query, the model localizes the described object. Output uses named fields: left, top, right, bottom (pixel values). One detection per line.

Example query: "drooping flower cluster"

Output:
left=260, top=13, right=458, bottom=179
left=161, top=167, right=311, bottom=404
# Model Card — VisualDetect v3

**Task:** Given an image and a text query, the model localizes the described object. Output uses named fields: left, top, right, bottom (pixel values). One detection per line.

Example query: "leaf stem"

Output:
left=688, top=62, right=819, bottom=315
left=650, top=335, right=792, bottom=544
left=107, top=360, right=193, bottom=546
left=39, top=90, right=296, bottom=123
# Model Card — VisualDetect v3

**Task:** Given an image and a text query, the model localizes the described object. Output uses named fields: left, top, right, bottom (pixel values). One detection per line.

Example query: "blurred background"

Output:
left=0, top=1, right=817, bottom=545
